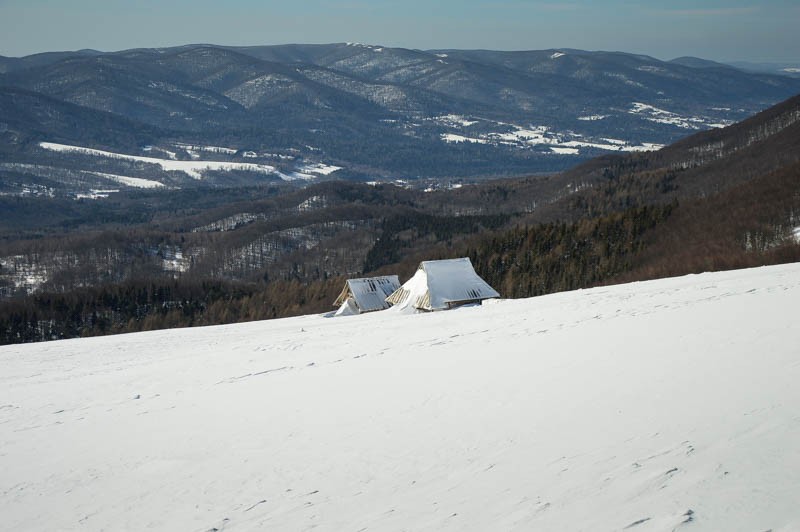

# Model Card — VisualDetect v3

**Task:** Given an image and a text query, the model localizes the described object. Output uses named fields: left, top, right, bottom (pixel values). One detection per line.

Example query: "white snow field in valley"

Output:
left=2, top=263, right=800, bottom=531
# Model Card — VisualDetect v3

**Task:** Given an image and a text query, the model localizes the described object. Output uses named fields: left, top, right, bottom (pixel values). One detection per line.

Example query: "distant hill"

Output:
left=550, top=91, right=800, bottom=213
left=2, top=43, right=799, bottom=189
left=0, top=49, right=102, bottom=74
left=0, top=86, right=164, bottom=150
left=462, top=92, right=800, bottom=297
left=728, top=61, right=800, bottom=78
left=669, top=56, right=733, bottom=69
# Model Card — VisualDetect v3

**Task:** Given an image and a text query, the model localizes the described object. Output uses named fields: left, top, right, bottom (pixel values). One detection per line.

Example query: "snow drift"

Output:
left=1, top=263, right=800, bottom=531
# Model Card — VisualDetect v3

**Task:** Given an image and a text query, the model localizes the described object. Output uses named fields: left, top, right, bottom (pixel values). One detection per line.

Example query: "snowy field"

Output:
left=38, top=142, right=346, bottom=185
left=2, top=263, right=800, bottom=531
left=439, top=122, right=664, bottom=154
left=39, top=142, right=278, bottom=181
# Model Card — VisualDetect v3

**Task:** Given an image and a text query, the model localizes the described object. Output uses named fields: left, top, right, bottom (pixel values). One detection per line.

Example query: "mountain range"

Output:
left=2, top=43, right=800, bottom=196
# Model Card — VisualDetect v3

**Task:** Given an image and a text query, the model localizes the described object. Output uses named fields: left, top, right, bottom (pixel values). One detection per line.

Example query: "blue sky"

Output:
left=0, top=0, right=798, bottom=62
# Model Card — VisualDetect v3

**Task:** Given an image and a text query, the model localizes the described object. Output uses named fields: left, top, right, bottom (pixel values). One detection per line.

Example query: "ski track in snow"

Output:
left=1, top=264, right=800, bottom=531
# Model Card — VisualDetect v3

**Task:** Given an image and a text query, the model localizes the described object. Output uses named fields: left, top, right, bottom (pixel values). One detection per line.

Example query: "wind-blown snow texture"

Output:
left=2, top=263, right=800, bottom=531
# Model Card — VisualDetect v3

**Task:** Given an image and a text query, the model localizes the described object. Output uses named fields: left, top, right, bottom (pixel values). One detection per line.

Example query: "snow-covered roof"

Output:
left=333, top=276, right=401, bottom=314
left=386, top=258, right=499, bottom=311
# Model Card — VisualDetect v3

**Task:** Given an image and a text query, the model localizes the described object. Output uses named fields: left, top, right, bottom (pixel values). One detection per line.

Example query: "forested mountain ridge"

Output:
left=2, top=42, right=800, bottom=195
left=476, top=91, right=800, bottom=222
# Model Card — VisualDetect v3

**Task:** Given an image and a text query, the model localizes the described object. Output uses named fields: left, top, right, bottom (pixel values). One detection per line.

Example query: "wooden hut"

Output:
left=385, top=258, right=499, bottom=312
left=333, top=275, right=401, bottom=316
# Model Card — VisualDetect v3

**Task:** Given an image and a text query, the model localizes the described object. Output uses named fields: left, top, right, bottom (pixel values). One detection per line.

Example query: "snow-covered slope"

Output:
left=2, top=263, right=800, bottom=531
left=39, top=142, right=278, bottom=181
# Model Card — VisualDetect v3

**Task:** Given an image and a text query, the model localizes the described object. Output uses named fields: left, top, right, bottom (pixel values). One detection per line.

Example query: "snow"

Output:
left=276, top=171, right=315, bottom=181
left=296, top=162, right=342, bottom=176
left=440, top=133, right=489, bottom=144
left=39, top=142, right=277, bottom=180
left=550, top=146, right=580, bottom=155
left=0, top=256, right=50, bottom=293
left=601, top=137, right=628, bottom=145
left=2, top=263, right=800, bottom=531
left=638, top=65, right=665, bottom=73
left=145, top=147, right=177, bottom=160
left=276, top=162, right=339, bottom=182
left=333, top=297, right=359, bottom=317
left=192, top=213, right=267, bottom=233
left=559, top=138, right=664, bottom=153
left=703, top=121, right=735, bottom=129
left=793, top=226, right=800, bottom=243
left=550, top=52, right=566, bottom=59
left=89, top=172, right=166, bottom=189
left=621, top=142, right=666, bottom=152
left=175, top=143, right=238, bottom=155
left=440, top=123, right=662, bottom=154
left=630, top=102, right=687, bottom=123
left=782, top=68, right=800, bottom=73
left=431, top=115, right=479, bottom=128
left=577, top=114, right=608, bottom=121
left=75, top=189, right=119, bottom=199
left=628, top=103, right=731, bottom=130
left=161, top=248, right=189, bottom=273
left=490, top=125, right=550, bottom=144
left=387, top=271, right=430, bottom=312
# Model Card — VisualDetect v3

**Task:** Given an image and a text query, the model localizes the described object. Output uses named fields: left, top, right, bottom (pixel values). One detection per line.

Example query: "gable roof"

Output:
left=333, top=275, right=401, bottom=313
left=385, top=258, right=499, bottom=311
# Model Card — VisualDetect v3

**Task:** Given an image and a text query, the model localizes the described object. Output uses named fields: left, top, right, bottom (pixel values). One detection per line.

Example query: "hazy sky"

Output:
left=1, top=0, right=798, bottom=63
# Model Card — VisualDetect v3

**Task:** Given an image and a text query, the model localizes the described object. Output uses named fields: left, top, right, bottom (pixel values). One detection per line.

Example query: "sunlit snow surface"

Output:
left=440, top=122, right=664, bottom=153
left=434, top=101, right=731, bottom=155
left=628, top=103, right=734, bottom=130
left=2, top=264, right=800, bottom=531
left=39, top=142, right=277, bottom=180
left=276, top=162, right=342, bottom=181
left=38, top=142, right=341, bottom=183
left=577, top=114, right=608, bottom=121
left=88, top=171, right=165, bottom=189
